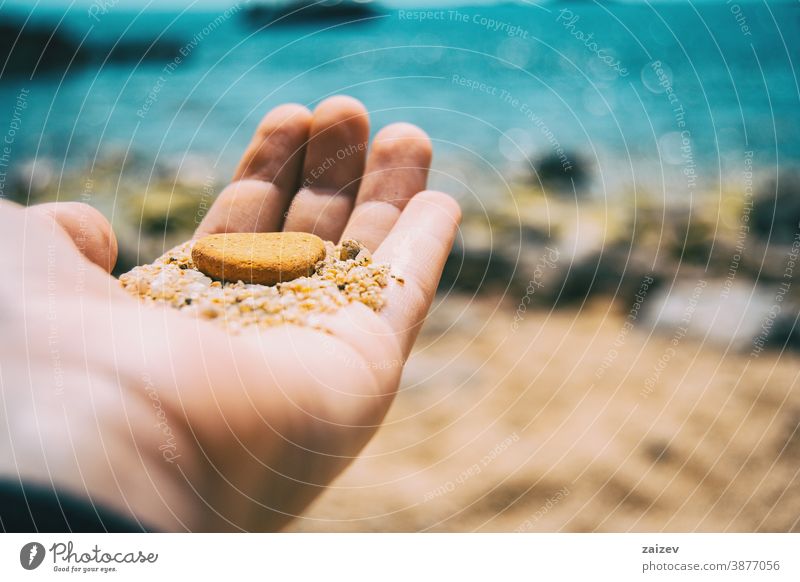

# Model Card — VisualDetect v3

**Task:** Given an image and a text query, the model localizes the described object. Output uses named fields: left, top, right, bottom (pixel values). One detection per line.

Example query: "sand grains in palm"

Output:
left=119, top=238, right=391, bottom=332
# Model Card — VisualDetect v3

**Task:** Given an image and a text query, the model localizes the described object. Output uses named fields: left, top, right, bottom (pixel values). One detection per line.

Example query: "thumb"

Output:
left=27, top=202, right=118, bottom=273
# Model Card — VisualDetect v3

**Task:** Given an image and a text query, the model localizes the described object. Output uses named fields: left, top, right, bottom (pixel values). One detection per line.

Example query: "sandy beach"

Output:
left=290, top=294, right=800, bottom=532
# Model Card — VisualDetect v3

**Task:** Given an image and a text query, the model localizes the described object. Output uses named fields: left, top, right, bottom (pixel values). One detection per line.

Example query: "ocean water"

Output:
left=1, top=1, right=799, bottom=199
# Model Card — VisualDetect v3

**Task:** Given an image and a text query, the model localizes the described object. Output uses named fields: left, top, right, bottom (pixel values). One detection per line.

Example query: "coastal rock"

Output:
left=440, top=243, right=519, bottom=295
left=1, top=18, right=184, bottom=78
left=0, top=20, right=86, bottom=76
left=241, top=0, right=382, bottom=26
left=529, top=150, right=591, bottom=193
left=641, top=280, right=777, bottom=351
left=752, top=170, right=800, bottom=245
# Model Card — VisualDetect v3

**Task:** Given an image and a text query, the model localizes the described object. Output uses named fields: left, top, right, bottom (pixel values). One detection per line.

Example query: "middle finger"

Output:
left=282, top=96, right=369, bottom=241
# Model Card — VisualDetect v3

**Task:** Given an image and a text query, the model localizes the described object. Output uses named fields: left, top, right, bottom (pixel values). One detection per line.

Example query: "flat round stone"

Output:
left=191, top=232, right=326, bottom=285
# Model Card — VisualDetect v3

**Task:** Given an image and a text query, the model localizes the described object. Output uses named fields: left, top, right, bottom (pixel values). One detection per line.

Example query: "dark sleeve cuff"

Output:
left=0, top=479, right=152, bottom=532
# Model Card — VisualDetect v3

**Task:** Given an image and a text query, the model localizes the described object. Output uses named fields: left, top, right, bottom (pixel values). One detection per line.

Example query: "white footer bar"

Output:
left=1, top=533, right=797, bottom=580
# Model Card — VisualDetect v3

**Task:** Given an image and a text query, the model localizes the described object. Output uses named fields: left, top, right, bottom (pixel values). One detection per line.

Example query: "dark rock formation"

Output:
left=0, top=20, right=86, bottom=76
left=1, top=18, right=183, bottom=78
left=242, top=0, right=382, bottom=27
left=530, top=150, right=591, bottom=192
left=752, top=170, right=800, bottom=246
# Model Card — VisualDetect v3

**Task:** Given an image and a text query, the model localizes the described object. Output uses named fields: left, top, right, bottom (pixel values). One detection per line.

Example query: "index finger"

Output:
left=373, top=190, right=461, bottom=356
left=195, top=104, right=312, bottom=238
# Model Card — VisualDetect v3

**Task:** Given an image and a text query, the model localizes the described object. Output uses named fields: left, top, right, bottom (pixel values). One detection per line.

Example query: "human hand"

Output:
left=0, top=96, right=460, bottom=531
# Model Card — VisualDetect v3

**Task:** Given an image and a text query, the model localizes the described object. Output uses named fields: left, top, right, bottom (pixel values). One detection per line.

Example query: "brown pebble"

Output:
left=339, top=239, right=362, bottom=261
left=192, top=232, right=326, bottom=285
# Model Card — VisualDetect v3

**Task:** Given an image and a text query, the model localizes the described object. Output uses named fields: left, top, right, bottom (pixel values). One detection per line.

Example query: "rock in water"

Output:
left=192, top=232, right=326, bottom=285
left=752, top=170, right=800, bottom=245
left=0, top=20, right=85, bottom=76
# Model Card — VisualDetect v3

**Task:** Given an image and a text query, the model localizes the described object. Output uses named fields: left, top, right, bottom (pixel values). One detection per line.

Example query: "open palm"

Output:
left=0, top=96, right=460, bottom=531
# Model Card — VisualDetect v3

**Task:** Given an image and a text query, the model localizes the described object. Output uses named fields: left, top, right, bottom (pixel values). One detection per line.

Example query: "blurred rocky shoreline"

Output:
left=6, top=151, right=799, bottom=354
left=445, top=160, right=800, bottom=354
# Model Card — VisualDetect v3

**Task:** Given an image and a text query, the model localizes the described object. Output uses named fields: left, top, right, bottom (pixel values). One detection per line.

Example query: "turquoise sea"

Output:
left=1, top=1, right=798, bottom=198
